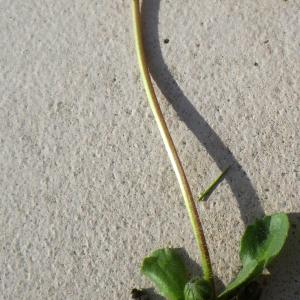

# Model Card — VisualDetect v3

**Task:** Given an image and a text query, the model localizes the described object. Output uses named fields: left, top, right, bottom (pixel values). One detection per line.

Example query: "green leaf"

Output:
left=141, top=248, right=189, bottom=300
left=218, top=213, right=289, bottom=299
left=184, top=277, right=213, bottom=300
left=240, top=213, right=289, bottom=267
left=218, top=260, right=264, bottom=299
left=198, top=166, right=230, bottom=202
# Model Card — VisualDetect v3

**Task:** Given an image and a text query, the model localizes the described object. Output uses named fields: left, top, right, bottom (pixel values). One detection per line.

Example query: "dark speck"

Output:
left=264, top=40, right=269, bottom=44
left=131, top=288, right=148, bottom=299
left=254, top=62, right=259, bottom=67
left=164, top=38, right=169, bottom=44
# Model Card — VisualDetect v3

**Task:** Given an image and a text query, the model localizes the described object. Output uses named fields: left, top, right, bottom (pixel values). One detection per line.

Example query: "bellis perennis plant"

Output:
left=131, top=1, right=290, bottom=299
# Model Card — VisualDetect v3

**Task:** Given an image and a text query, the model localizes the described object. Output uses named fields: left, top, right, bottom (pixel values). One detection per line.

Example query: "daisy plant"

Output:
left=131, top=1, right=289, bottom=299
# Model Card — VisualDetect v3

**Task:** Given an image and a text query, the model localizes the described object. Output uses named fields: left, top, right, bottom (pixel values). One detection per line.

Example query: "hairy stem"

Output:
left=131, top=0, right=215, bottom=293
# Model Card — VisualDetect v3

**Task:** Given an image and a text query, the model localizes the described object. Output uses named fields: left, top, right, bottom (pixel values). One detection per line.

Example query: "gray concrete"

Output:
left=0, top=0, right=299, bottom=299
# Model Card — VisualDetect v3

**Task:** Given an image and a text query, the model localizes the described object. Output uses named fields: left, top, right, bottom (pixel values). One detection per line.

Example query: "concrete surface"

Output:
left=0, top=0, right=299, bottom=299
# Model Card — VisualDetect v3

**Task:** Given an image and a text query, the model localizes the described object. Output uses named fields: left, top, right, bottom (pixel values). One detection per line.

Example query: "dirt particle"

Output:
left=164, top=38, right=169, bottom=44
left=131, top=288, right=148, bottom=299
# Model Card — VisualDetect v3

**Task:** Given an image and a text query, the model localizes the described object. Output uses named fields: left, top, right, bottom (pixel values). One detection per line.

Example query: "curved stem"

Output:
left=131, top=0, right=215, bottom=294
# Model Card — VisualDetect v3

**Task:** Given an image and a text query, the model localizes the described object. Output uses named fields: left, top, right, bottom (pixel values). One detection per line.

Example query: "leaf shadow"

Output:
left=140, top=0, right=265, bottom=226
left=142, top=288, right=164, bottom=300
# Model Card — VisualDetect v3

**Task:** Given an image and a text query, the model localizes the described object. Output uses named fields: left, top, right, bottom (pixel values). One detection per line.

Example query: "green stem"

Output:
left=198, top=166, right=231, bottom=202
left=131, top=0, right=215, bottom=295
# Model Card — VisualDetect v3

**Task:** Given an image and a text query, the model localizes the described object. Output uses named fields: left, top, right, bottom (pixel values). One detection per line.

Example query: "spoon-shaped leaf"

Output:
left=240, top=213, right=289, bottom=267
left=218, top=260, right=264, bottom=299
left=218, top=213, right=289, bottom=299
left=141, top=248, right=189, bottom=300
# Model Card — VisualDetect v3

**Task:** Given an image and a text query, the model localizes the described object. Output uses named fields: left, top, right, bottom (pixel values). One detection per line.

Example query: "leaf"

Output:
left=240, top=213, right=289, bottom=267
left=198, top=166, right=230, bottom=202
left=218, top=213, right=289, bottom=299
left=218, top=260, right=264, bottom=299
left=184, top=277, right=213, bottom=300
left=141, top=248, right=189, bottom=300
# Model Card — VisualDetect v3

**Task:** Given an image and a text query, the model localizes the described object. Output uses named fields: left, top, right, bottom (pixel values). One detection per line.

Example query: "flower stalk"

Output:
left=131, top=0, right=215, bottom=294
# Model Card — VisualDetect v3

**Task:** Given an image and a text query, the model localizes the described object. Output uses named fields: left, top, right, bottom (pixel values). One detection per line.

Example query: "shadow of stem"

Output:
left=140, top=0, right=264, bottom=226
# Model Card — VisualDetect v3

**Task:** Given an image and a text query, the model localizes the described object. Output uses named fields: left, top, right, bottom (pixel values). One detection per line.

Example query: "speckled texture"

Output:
left=0, top=0, right=299, bottom=299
